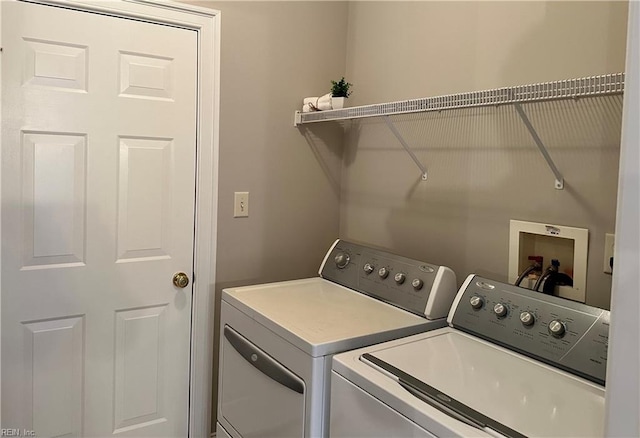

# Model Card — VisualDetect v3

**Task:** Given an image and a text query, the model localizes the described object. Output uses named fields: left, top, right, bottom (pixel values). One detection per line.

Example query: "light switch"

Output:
left=234, top=192, right=249, bottom=218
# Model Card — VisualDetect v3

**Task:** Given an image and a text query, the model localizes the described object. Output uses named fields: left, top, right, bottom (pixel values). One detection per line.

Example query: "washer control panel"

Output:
left=450, top=275, right=610, bottom=385
left=320, top=240, right=457, bottom=319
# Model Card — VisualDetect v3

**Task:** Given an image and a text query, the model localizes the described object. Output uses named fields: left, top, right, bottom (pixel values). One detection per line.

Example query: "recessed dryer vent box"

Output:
left=508, top=220, right=588, bottom=303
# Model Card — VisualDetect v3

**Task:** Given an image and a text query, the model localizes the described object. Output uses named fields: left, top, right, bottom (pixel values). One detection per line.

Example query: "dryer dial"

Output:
left=334, top=252, right=350, bottom=269
left=470, top=295, right=484, bottom=310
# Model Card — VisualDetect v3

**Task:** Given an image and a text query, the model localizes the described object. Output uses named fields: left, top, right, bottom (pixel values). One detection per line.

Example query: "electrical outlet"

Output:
left=234, top=192, right=249, bottom=218
left=603, top=233, right=615, bottom=274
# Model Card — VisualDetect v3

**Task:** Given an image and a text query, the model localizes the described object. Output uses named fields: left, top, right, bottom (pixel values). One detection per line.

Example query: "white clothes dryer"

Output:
left=330, top=274, right=609, bottom=437
left=216, top=239, right=458, bottom=438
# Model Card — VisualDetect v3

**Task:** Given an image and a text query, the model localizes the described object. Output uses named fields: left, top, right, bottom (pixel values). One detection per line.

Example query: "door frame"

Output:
left=0, top=1, right=221, bottom=436
left=605, top=1, right=640, bottom=435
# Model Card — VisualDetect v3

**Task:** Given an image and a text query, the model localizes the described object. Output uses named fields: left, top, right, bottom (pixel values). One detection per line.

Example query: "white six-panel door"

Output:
left=2, top=2, right=197, bottom=436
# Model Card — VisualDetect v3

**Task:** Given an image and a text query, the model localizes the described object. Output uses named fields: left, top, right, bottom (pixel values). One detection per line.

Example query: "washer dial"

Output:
left=548, top=320, right=566, bottom=338
left=519, top=311, right=535, bottom=326
left=493, top=303, right=508, bottom=318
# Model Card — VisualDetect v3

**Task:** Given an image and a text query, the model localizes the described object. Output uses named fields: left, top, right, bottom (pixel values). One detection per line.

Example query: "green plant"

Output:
left=331, top=77, right=353, bottom=98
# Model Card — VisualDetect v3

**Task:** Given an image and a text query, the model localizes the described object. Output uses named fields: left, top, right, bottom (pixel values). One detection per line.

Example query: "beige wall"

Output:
left=345, top=1, right=628, bottom=104
left=186, top=1, right=348, bottom=431
left=338, top=1, right=628, bottom=310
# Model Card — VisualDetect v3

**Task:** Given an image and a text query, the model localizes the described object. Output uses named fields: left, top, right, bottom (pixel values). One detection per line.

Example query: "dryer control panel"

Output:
left=320, top=240, right=457, bottom=320
left=450, top=275, right=609, bottom=385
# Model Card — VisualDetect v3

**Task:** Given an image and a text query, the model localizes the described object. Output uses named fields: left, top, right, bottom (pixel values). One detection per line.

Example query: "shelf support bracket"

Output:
left=513, top=103, right=564, bottom=190
left=383, top=116, right=428, bottom=181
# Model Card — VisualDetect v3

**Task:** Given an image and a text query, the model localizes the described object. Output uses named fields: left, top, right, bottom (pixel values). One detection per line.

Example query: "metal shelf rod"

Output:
left=513, top=102, right=564, bottom=190
left=383, top=116, right=428, bottom=181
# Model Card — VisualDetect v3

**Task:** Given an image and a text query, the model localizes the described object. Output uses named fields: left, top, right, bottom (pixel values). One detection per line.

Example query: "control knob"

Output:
left=548, top=320, right=566, bottom=338
left=363, top=263, right=375, bottom=274
left=469, top=295, right=484, bottom=310
left=411, top=278, right=424, bottom=290
left=394, top=272, right=406, bottom=284
left=378, top=267, right=389, bottom=279
left=493, top=303, right=508, bottom=318
left=334, top=252, right=350, bottom=269
left=519, top=311, right=535, bottom=326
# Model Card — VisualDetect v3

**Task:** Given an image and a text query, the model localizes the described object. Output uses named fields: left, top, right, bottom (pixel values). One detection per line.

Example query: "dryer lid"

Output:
left=222, top=278, right=441, bottom=357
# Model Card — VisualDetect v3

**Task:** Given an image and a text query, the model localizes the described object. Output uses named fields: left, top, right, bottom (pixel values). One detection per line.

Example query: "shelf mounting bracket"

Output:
left=513, top=102, right=564, bottom=190
left=383, top=116, right=428, bottom=181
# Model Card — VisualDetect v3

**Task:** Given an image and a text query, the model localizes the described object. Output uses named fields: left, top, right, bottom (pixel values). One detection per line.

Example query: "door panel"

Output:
left=2, top=2, right=197, bottom=436
left=114, top=306, right=167, bottom=432
left=119, top=51, right=174, bottom=101
left=117, top=137, right=173, bottom=262
left=22, top=131, right=87, bottom=268
left=24, top=316, right=84, bottom=438
left=22, top=37, right=88, bottom=92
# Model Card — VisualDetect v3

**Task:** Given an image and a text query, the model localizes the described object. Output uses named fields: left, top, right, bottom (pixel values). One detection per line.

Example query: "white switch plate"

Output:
left=603, top=233, right=615, bottom=274
left=234, top=192, right=249, bottom=218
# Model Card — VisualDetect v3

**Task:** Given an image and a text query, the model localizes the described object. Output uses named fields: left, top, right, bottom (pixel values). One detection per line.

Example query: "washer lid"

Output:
left=222, top=278, right=441, bottom=357
left=362, top=329, right=605, bottom=437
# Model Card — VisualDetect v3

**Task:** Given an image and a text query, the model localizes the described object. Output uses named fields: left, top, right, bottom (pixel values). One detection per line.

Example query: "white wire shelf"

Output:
left=294, top=73, right=625, bottom=126
left=294, top=72, right=625, bottom=189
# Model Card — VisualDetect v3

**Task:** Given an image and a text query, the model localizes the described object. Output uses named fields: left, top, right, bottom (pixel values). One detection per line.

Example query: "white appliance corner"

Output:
left=425, top=266, right=457, bottom=319
left=318, top=238, right=340, bottom=277
left=447, top=274, right=476, bottom=325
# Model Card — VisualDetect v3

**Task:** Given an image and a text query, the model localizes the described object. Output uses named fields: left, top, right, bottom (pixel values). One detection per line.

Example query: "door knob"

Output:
left=173, top=272, right=190, bottom=288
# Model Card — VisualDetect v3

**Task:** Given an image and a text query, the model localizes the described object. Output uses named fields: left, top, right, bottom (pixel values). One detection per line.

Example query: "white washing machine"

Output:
left=216, top=239, right=458, bottom=438
left=331, top=274, right=609, bottom=437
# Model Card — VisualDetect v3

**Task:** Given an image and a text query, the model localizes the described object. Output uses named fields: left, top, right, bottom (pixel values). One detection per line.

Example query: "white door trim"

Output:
left=605, top=1, right=640, bottom=435
left=0, top=1, right=221, bottom=436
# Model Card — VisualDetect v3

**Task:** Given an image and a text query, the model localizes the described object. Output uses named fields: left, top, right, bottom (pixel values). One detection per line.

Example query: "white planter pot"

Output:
left=331, top=97, right=345, bottom=109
